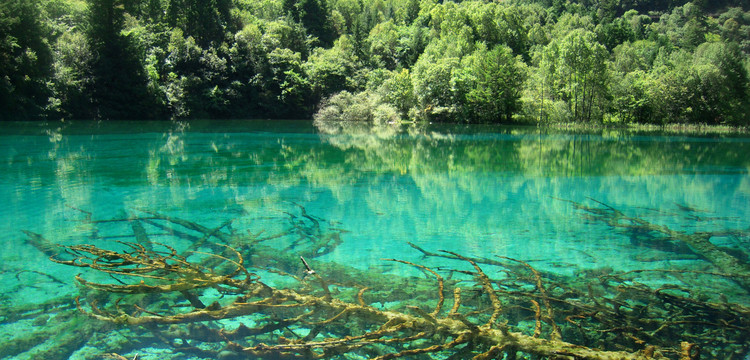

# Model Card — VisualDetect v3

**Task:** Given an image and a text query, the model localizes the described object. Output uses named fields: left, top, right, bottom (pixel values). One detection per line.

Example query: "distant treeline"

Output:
left=2, top=0, right=750, bottom=125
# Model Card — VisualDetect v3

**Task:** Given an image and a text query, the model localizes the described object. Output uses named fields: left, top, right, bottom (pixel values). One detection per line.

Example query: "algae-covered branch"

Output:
left=5, top=200, right=750, bottom=359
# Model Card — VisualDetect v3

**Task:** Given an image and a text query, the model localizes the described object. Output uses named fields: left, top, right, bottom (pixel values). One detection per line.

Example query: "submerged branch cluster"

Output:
left=15, top=200, right=750, bottom=359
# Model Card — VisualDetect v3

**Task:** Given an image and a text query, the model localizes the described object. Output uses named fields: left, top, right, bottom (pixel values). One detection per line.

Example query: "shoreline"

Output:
left=533, top=121, right=750, bottom=135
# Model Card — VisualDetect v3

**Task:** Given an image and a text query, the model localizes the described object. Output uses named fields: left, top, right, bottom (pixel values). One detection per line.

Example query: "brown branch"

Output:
left=530, top=299, right=542, bottom=338
left=450, top=287, right=462, bottom=315
left=357, top=287, right=369, bottom=306
left=680, top=342, right=700, bottom=360
left=472, top=344, right=510, bottom=360
left=370, top=332, right=472, bottom=360
left=43, top=206, right=727, bottom=360
left=441, top=251, right=503, bottom=328
left=383, top=258, right=444, bottom=316
left=497, top=256, right=561, bottom=340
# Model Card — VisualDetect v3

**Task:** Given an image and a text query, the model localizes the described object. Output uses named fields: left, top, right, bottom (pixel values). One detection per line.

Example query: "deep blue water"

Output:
left=0, top=120, right=748, bottom=359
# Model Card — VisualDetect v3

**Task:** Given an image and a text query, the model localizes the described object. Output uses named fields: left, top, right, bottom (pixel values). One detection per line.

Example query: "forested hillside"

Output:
left=2, top=0, right=750, bottom=124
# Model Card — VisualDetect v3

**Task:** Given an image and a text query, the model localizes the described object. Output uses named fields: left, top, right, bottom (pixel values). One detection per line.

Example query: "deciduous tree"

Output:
left=0, top=0, right=53, bottom=120
left=454, top=44, right=526, bottom=123
left=86, top=0, right=156, bottom=119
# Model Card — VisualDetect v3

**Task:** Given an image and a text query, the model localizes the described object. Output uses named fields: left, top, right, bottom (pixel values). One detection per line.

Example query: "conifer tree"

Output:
left=86, top=0, right=154, bottom=119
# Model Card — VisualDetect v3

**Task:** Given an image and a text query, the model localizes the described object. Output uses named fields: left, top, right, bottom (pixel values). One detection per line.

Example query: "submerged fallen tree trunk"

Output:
left=560, top=197, right=750, bottom=291
left=60, top=241, right=658, bottom=360
left=14, top=201, right=750, bottom=359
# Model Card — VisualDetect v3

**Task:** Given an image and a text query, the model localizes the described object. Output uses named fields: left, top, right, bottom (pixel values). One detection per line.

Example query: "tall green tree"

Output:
left=283, top=0, right=336, bottom=46
left=367, top=20, right=400, bottom=69
left=166, top=0, right=232, bottom=47
left=690, top=41, right=749, bottom=124
left=86, top=0, right=156, bottom=119
left=595, top=16, right=635, bottom=50
left=380, top=68, right=416, bottom=117
left=411, top=53, right=459, bottom=120
left=50, top=30, right=95, bottom=120
left=263, top=48, right=313, bottom=118
left=304, top=35, right=360, bottom=99
left=162, top=28, right=236, bottom=119
left=225, top=23, right=267, bottom=117
left=453, top=44, right=526, bottom=123
left=609, top=40, right=661, bottom=123
left=547, top=29, right=609, bottom=122
left=0, top=0, right=52, bottom=120
left=638, top=41, right=750, bottom=125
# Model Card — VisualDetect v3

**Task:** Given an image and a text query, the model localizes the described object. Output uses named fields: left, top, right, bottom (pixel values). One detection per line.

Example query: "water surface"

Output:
left=1, top=120, right=748, bottom=359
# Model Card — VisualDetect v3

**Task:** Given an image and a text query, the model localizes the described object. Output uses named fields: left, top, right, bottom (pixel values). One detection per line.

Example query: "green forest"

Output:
left=2, top=0, right=750, bottom=125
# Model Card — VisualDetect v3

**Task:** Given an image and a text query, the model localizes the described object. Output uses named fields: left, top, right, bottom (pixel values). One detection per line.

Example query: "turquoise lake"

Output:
left=0, top=120, right=748, bottom=359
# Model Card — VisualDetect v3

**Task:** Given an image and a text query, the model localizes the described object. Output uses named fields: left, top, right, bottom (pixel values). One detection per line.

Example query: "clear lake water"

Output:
left=0, top=120, right=748, bottom=359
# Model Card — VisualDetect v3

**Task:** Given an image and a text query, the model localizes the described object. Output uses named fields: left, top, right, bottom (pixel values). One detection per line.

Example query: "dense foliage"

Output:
left=2, top=0, right=750, bottom=124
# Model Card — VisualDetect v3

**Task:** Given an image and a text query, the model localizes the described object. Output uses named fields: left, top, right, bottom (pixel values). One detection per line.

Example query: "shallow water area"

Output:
left=1, top=120, right=749, bottom=359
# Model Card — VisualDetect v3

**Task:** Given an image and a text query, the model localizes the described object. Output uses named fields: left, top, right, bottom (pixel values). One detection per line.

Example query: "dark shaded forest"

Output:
left=2, top=0, right=750, bottom=125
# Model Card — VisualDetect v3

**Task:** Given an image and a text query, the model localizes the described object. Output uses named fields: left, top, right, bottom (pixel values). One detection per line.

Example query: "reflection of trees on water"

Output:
left=14, top=120, right=747, bottom=191
left=2, top=122, right=750, bottom=359
left=309, top=120, right=750, bottom=208
left=306, top=121, right=750, bottom=259
left=313, top=120, right=750, bottom=178
left=5, top=121, right=749, bottom=258
left=6, top=120, right=748, bottom=213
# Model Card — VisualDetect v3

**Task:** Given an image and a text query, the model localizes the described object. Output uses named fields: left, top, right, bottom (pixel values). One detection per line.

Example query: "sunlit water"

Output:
left=1, top=120, right=749, bottom=359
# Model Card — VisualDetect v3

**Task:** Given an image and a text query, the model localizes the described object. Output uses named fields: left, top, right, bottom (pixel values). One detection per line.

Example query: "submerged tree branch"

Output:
left=13, top=200, right=750, bottom=359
